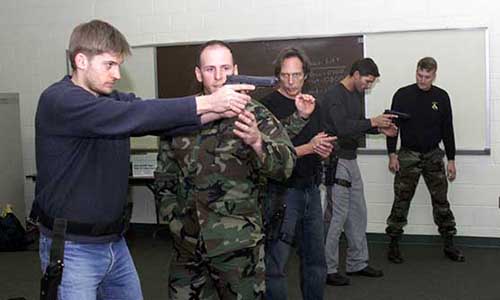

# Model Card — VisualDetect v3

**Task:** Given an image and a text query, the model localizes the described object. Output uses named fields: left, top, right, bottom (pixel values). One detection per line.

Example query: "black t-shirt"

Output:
left=386, top=83, right=455, bottom=160
left=260, top=91, right=323, bottom=184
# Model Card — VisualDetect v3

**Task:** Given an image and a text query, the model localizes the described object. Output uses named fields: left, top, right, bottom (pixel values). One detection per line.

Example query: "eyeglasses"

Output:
left=279, top=72, right=304, bottom=81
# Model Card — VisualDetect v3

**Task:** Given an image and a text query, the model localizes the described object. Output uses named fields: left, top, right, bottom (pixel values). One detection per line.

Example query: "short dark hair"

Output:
left=417, top=57, right=437, bottom=72
left=273, top=47, right=311, bottom=78
left=196, top=40, right=234, bottom=67
left=68, top=19, right=131, bottom=71
left=349, top=57, right=380, bottom=77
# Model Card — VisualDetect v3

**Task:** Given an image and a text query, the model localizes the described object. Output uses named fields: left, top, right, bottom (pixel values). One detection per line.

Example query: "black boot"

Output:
left=387, top=237, right=404, bottom=264
left=326, top=272, right=351, bottom=286
left=443, top=236, right=465, bottom=262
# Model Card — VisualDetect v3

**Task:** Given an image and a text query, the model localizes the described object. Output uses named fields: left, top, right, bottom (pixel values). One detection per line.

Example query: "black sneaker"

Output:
left=444, top=245, right=465, bottom=262
left=388, top=243, right=404, bottom=264
left=326, top=272, right=351, bottom=286
left=346, top=266, right=384, bottom=277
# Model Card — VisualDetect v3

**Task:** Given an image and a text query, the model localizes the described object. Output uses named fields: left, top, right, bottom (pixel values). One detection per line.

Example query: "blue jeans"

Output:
left=264, top=184, right=326, bottom=300
left=39, top=234, right=143, bottom=300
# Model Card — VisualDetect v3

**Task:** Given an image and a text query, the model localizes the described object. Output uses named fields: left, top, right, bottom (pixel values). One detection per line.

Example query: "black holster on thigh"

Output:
left=323, top=156, right=338, bottom=186
left=40, top=218, right=67, bottom=300
left=266, top=202, right=286, bottom=241
left=323, top=156, right=352, bottom=188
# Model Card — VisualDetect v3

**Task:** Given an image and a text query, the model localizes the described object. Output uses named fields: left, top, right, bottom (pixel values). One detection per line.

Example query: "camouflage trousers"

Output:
left=168, top=235, right=265, bottom=300
left=386, top=148, right=457, bottom=239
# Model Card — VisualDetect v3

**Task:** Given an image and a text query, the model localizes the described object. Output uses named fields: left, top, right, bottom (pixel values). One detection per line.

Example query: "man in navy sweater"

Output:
left=32, top=20, right=253, bottom=300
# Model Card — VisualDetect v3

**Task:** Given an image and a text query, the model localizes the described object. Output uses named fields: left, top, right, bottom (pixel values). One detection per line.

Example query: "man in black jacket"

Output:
left=322, top=58, right=397, bottom=286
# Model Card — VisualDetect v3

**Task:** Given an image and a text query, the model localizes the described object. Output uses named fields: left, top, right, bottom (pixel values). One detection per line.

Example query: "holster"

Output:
left=40, top=218, right=67, bottom=300
left=264, top=185, right=287, bottom=242
left=34, top=202, right=133, bottom=300
left=323, top=156, right=338, bottom=186
left=323, top=156, right=352, bottom=188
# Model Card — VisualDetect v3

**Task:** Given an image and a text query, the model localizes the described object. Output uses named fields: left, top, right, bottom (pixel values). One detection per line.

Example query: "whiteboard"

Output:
left=364, top=28, right=489, bottom=153
left=114, top=46, right=158, bottom=150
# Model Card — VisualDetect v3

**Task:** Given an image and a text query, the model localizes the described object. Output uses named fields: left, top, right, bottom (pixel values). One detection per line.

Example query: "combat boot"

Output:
left=326, top=272, right=351, bottom=286
left=443, top=236, right=465, bottom=262
left=387, top=237, right=404, bottom=264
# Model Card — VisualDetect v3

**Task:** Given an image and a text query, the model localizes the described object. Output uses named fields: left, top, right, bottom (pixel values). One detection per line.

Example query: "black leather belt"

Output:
left=31, top=202, right=131, bottom=236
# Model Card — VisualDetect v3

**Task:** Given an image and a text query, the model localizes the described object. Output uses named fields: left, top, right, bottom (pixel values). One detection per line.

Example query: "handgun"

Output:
left=225, top=75, right=278, bottom=87
left=384, top=109, right=411, bottom=121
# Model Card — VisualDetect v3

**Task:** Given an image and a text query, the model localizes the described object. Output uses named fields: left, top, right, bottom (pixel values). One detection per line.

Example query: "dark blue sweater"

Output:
left=34, top=76, right=200, bottom=242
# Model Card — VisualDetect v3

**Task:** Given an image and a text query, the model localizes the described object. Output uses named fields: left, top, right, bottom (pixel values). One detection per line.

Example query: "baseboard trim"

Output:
left=129, top=223, right=500, bottom=248
left=366, top=232, right=500, bottom=248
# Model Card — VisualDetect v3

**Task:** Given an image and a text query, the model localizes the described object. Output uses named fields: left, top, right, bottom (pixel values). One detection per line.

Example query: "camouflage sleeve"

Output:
left=154, top=137, right=181, bottom=223
left=249, top=100, right=296, bottom=182
left=279, top=111, right=309, bottom=139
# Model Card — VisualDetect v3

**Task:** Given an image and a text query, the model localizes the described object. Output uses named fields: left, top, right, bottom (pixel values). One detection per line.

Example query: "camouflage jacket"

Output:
left=155, top=99, right=296, bottom=257
left=279, top=111, right=309, bottom=139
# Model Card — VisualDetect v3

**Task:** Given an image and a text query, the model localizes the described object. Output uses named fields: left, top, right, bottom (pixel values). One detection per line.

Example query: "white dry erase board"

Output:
left=363, top=28, right=489, bottom=155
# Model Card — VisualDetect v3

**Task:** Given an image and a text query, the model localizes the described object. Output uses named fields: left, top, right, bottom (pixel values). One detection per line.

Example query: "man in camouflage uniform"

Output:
left=154, top=40, right=296, bottom=300
left=385, top=57, right=465, bottom=263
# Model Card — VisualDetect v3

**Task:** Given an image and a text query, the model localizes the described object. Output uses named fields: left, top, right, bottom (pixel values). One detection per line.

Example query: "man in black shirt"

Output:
left=322, top=58, right=397, bottom=286
left=261, top=47, right=335, bottom=300
left=385, top=57, right=465, bottom=263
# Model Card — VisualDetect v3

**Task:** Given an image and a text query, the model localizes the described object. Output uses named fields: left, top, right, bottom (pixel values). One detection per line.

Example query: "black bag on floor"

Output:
left=0, top=209, right=28, bottom=251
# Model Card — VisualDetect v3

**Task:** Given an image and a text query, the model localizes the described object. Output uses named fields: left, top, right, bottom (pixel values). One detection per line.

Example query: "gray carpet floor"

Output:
left=2, top=231, right=500, bottom=300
